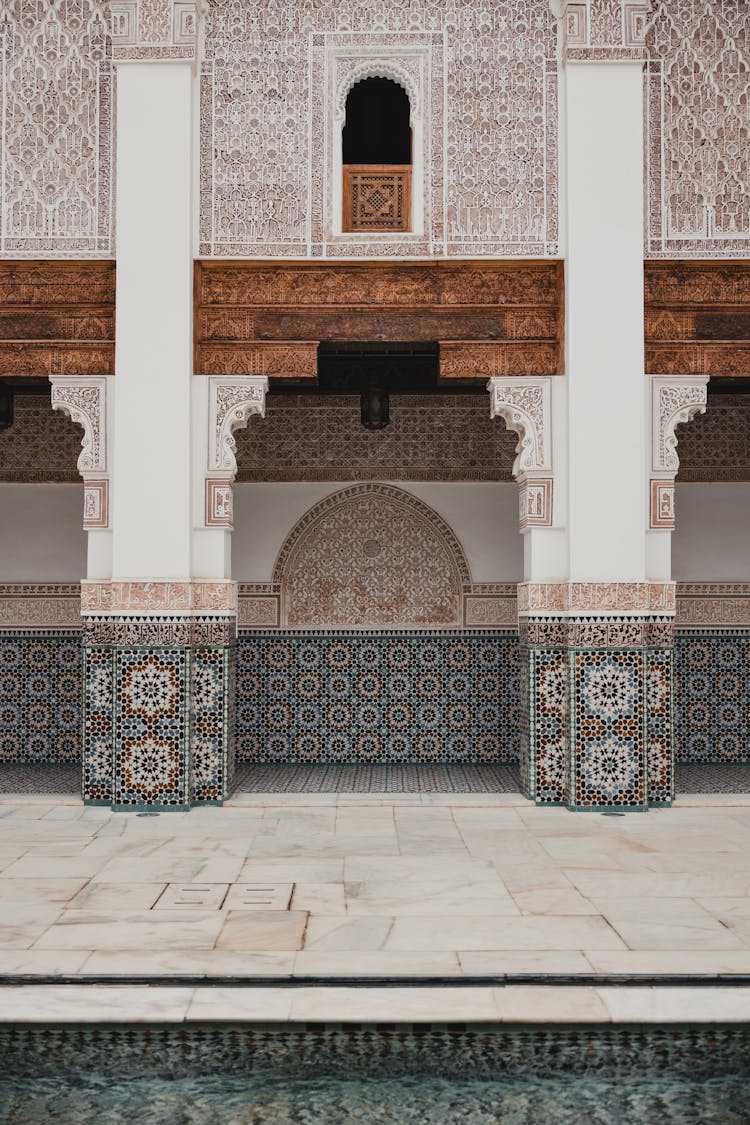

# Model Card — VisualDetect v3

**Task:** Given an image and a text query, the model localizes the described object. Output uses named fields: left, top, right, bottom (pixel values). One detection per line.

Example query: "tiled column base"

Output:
left=82, top=618, right=235, bottom=810
left=520, top=618, right=674, bottom=810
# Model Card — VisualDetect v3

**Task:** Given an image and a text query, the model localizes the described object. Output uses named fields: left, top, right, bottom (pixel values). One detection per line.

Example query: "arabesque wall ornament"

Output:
left=0, top=1, right=113, bottom=256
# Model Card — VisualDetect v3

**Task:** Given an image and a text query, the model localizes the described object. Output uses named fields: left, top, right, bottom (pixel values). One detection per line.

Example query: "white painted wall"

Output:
left=113, top=63, right=194, bottom=580
left=233, top=481, right=523, bottom=583
left=0, top=485, right=85, bottom=580
left=673, top=484, right=750, bottom=581
left=564, top=63, right=647, bottom=582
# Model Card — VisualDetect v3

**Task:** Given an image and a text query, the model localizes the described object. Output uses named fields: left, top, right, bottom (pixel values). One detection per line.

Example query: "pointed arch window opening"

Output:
left=342, top=78, right=413, bottom=234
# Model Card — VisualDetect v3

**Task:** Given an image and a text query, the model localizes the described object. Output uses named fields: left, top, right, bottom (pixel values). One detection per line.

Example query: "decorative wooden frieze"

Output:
left=0, top=262, right=115, bottom=379
left=195, top=261, right=563, bottom=380
left=645, top=263, right=750, bottom=378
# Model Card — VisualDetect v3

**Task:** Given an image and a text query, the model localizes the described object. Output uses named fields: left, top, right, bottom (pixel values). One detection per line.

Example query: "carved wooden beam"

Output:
left=645, top=262, right=750, bottom=378
left=0, top=262, right=115, bottom=379
left=194, top=260, right=564, bottom=379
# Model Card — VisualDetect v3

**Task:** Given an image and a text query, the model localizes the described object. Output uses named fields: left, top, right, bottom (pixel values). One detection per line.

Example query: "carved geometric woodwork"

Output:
left=342, top=166, right=412, bottom=233
left=645, top=263, right=750, bottom=378
left=0, top=262, right=115, bottom=380
left=194, top=261, right=564, bottom=381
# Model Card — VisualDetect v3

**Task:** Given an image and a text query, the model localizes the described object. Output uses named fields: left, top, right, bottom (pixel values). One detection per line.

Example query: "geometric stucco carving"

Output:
left=273, top=483, right=471, bottom=628
left=488, top=376, right=553, bottom=530
left=649, top=374, right=708, bottom=529
left=49, top=376, right=109, bottom=530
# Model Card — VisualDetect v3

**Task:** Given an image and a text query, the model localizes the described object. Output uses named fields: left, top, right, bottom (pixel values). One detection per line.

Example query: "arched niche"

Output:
left=340, top=74, right=413, bottom=233
left=273, top=484, right=470, bottom=628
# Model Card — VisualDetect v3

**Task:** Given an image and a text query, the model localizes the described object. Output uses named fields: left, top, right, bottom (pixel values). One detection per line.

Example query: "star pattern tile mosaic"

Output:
left=675, top=633, right=750, bottom=762
left=236, top=632, right=521, bottom=764
left=0, top=633, right=81, bottom=763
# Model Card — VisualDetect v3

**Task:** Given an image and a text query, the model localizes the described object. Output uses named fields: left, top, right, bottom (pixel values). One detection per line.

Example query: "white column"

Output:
left=112, top=63, right=194, bottom=581
left=564, top=62, right=647, bottom=583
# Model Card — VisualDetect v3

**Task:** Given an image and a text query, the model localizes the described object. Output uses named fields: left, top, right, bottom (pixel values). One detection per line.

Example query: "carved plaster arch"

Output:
left=208, top=376, right=268, bottom=477
left=488, top=377, right=553, bottom=532
left=651, top=375, right=708, bottom=474
left=273, top=483, right=471, bottom=628
left=488, top=377, right=551, bottom=478
left=335, top=62, right=420, bottom=125
left=50, top=376, right=109, bottom=530
left=50, top=377, right=107, bottom=474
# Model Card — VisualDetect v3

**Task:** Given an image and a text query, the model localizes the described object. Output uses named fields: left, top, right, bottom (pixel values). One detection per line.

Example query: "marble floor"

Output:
left=2, top=792, right=750, bottom=1022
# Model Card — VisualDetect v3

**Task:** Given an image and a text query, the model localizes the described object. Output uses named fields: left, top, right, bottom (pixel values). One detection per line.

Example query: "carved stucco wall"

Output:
left=2, top=390, right=749, bottom=485
left=200, top=0, right=559, bottom=258
left=273, top=484, right=470, bottom=628
left=646, top=0, right=750, bottom=256
left=0, top=1, right=113, bottom=256
left=235, top=394, right=517, bottom=482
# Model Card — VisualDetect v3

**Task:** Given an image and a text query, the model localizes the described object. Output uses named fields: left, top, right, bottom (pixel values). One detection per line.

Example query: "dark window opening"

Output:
left=342, top=78, right=411, bottom=165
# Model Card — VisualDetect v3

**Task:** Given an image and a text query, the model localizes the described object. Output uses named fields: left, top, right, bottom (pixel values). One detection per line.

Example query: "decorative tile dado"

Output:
left=0, top=3, right=113, bottom=256
left=0, top=633, right=82, bottom=763
left=235, top=632, right=520, bottom=764
left=646, top=647, right=673, bottom=805
left=200, top=1, right=558, bottom=258
left=526, top=647, right=568, bottom=804
left=110, top=0, right=198, bottom=59
left=234, top=394, right=516, bottom=483
left=571, top=649, right=646, bottom=809
left=646, top=1, right=750, bottom=258
left=80, top=582, right=238, bottom=617
left=273, top=484, right=469, bottom=629
left=675, top=632, right=750, bottom=762
left=518, top=582, right=676, bottom=617
left=113, top=648, right=188, bottom=808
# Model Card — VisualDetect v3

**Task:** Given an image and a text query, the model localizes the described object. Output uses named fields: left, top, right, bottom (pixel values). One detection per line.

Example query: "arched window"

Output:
left=342, top=78, right=412, bottom=233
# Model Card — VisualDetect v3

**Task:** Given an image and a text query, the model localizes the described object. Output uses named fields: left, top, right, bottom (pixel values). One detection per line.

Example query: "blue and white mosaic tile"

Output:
left=236, top=632, right=520, bottom=763
left=675, top=632, right=750, bottom=761
left=0, top=632, right=81, bottom=763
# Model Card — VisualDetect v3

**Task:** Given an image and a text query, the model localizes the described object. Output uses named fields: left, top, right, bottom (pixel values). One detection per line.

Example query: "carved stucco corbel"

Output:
left=50, top=376, right=109, bottom=530
left=648, top=374, right=708, bottom=529
left=206, top=376, right=268, bottom=528
left=488, top=376, right=553, bottom=532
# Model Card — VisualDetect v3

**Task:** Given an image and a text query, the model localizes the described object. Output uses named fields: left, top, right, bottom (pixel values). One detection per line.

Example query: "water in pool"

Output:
left=1, top=1024, right=748, bottom=1124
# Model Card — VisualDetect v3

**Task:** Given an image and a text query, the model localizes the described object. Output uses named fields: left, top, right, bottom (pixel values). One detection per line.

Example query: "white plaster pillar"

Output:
left=564, top=62, right=647, bottom=583
left=112, top=62, right=194, bottom=581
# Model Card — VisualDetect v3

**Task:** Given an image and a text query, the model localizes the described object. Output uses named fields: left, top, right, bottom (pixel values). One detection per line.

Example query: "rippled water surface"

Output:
left=1, top=1073, right=749, bottom=1124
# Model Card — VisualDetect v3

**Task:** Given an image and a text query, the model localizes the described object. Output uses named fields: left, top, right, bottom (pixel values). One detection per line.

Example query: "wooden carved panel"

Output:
left=194, top=261, right=564, bottom=380
left=645, top=262, right=750, bottom=378
left=342, top=166, right=412, bottom=233
left=0, top=262, right=115, bottom=380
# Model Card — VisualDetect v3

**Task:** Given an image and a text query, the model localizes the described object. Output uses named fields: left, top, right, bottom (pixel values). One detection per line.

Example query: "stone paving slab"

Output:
left=1, top=796, right=750, bottom=1012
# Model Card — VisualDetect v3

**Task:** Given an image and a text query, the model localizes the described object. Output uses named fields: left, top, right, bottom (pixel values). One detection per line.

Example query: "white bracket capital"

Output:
left=50, top=377, right=107, bottom=475
left=651, top=375, right=708, bottom=475
left=488, top=376, right=552, bottom=478
left=208, top=376, right=269, bottom=478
